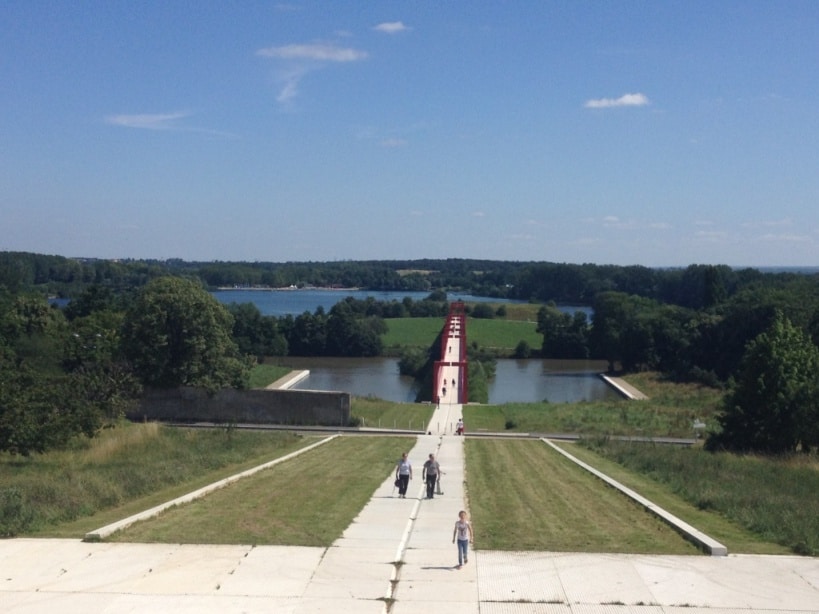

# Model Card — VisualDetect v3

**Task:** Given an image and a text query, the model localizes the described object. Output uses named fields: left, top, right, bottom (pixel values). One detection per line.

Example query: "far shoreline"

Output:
left=215, top=286, right=362, bottom=292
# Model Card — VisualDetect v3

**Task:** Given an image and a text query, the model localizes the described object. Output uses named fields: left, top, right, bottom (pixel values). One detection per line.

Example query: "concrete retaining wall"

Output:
left=129, top=387, right=351, bottom=426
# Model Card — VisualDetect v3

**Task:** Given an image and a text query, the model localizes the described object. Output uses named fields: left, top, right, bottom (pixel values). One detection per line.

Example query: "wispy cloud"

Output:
left=256, top=43, right=367, bottom=62
left=104, top=111, right=236, bottom=137
left=374, top=21, right=410, bottom=34
left=584, top=92, right=650, bottom=109
left=104, top=112, right=189, bottom=130
left=257, top=42, right=368, bottom=104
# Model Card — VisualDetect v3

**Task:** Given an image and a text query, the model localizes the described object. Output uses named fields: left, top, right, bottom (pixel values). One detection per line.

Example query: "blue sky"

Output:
left=2, top=1, right=818, bottom=267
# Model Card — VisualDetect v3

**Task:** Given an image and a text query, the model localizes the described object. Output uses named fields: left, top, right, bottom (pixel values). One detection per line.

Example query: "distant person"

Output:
left=422, top=453, right=441, bottom=499
left=452, top=378, right=456, bottom=387
left=452, top=510, right=474, bottom=569
left=395, top=452, right=412, bottom=499
left=456, top=418, right=464, bottom=436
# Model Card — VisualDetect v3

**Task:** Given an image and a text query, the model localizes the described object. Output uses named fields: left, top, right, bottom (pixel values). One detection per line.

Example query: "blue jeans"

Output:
left=457, top=539, right=469, bottom=565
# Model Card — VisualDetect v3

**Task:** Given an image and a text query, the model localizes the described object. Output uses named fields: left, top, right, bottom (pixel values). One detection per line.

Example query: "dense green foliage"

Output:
left=121, top=277, right=251, bottom=390
left=0, top=289, right=140, bottom=455
left=708, top=311, right=819, bottom=453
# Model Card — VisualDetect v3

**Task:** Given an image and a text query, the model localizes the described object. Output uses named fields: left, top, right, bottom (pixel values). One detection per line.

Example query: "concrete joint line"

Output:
left=540, top=437, right=728, bottom=556
left=85, top=434, right=341, bottom=541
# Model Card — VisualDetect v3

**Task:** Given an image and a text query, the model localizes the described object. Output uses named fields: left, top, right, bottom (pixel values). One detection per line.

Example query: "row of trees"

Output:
left=5, top=251, right=813, bottom=311
left=4, top=250, right=819, bottom=455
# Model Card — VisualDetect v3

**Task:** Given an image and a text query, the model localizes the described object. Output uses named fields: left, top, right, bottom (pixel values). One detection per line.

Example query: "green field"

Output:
left=383, top=316, right=541, bottom=353
left=462, top=373, right=723, bottom=438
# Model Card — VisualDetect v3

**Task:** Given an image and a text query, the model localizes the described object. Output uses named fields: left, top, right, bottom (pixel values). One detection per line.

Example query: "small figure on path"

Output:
left=456, top=418, right=464, bottom=436
left=395, top=452, right=412, bottom=498
left=452, top=510, right=474, bottom=569
left=422, top=453, right=441, bottom=499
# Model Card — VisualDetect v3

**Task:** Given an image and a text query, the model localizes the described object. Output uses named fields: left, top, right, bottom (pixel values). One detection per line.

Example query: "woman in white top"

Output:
left=395, top=452, right=412, bottom=498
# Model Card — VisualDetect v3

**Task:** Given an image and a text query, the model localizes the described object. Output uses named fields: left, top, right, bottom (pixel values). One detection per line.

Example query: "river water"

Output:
left=216, top=289, right=607, bottom=404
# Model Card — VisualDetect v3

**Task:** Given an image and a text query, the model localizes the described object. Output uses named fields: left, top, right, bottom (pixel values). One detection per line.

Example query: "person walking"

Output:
left=452, top=510, right=474, bottom=569
left=456, top=418, right=464, bottom=435
left=395, top=452, right=412, bottom=498
left=422, top=453, right=441, bottom=499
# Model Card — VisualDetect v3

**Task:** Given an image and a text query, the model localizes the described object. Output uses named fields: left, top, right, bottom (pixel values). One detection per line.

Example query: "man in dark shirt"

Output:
left=422, top=453, right=441, bottom=499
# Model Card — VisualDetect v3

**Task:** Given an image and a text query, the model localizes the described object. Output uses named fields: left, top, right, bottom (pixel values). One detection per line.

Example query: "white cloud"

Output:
left=584, top=93, right=650, bottom=109
left=104, top=112, right=188, bottom=130
left=256, top=43, right=367, bottom=62
left=374, top=21, right=410, bottom=34
left=257, top=42, right=368, bottom=104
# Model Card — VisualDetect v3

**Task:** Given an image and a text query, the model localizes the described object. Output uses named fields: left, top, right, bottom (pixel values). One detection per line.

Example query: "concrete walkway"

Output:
left=2, top=403, right=818, bottom=613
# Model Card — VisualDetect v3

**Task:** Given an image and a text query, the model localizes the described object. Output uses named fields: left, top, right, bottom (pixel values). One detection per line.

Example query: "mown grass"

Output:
left=351, top=396, right=434, bottom=431
left=108, top=436, right=404, bottom=545
left=382, top=317, right=442, bottom=349
left=462, top=373, right=723, bottom=438
left=248, top=363, right=293, bottom=388
left=0, top=423, right=313, bottom=537
left=382, top=317, right=541, bottom=353
left=465, top=438, right=701, bottom=554
left=577, top=438, right=819, bottom=555
left=556, top=442, right=790, bottom=554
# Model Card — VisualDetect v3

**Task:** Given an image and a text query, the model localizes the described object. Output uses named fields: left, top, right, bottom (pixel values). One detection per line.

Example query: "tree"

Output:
left=707, top=311, right=819, bottom=453
left=121, top=277, right=250, bottom=390
left=325, top=301, right=384, bottom=357
left=227, top=302, right=287, bottom=358
left=537, top=304, right=589, bottom=359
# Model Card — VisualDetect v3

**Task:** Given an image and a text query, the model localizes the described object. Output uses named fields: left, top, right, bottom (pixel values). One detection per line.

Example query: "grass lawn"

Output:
left=248, top=363, right=293, bottom=388
left=351, top=396, right=434, bottom=431
left=15, top=425, right=318, bottom=538
left=383, top=316, right=541, bottom=353
left=466, top=438, right=701, bottom=554
left=107, top=436, right=406, bottom=546
left=462, top=372, right=723, bottom=438
left=555, top=442, right=790, bottom=555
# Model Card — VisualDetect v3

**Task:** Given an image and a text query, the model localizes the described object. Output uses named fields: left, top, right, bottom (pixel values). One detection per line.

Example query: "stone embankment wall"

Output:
left=130, top=387, right=351, bottom=426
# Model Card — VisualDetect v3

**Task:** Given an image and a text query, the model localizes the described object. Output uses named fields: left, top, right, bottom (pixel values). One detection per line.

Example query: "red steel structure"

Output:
left=433, top=301, right=468, bottom=404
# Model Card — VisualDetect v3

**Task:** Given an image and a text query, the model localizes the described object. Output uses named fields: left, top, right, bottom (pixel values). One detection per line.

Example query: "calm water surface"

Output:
left=269, top=357, right=617, bottom=404
left=212, top=289, right=527, bottom=317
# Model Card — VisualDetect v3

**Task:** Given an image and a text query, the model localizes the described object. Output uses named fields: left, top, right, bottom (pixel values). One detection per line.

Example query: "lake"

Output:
left=211, top=288, right=528, bottom=317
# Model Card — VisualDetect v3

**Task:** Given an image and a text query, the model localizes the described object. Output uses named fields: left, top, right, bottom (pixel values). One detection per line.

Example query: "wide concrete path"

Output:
left=2, top=403, right=818, bottom=613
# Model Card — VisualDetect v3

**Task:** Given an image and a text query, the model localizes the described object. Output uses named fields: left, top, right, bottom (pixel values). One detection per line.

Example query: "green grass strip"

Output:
left=107, top=436, right=409, bottom=546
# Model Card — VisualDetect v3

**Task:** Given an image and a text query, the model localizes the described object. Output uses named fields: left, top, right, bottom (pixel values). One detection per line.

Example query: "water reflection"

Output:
left=267, top=357, right=617, bottom=404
